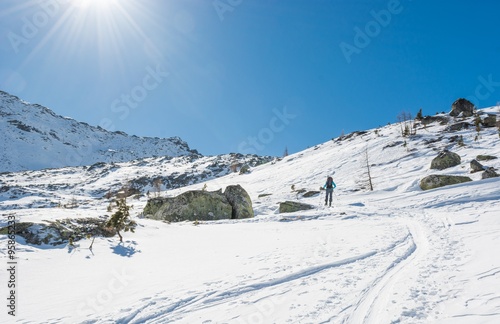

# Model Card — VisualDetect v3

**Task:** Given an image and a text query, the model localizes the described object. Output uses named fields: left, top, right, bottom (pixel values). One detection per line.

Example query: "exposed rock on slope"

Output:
left=420, top=175, right=472, bottom=190
left=143, top=185, right=254, bottom=222
left=449, top=98, right=475, bottom=117
left=430, top=150, right=461, bottom=170
left=279, top=201, right=314, bottom=213
left=224, top=184, right=253, bottom=219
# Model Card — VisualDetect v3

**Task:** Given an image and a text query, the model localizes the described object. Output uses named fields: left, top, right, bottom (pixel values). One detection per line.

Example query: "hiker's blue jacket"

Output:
left=323, top=181, right=336, bottom=190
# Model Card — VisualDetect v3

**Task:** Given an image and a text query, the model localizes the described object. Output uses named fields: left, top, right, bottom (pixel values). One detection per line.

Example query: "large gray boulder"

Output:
left=279, top=201, right=314, bottom=213
left=449, top=98, right=475, bottom=117
left=224, top=185, right=254, bottom=219
left=430, top=150, right=461, bottom=170
left=143, top=185, right=254, bottom=222
left=144, top=190, right=232, bottom=222
left=420, top=175, right=472, bottom=191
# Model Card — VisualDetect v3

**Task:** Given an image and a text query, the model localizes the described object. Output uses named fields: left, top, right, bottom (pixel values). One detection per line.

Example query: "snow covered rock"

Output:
left=430, top=150, right=461, bottom=170
left=421, top=115, right=449, bottom=126
left=446, top=122, right=471, bottom=132
left=419, top=174, right=472, bottom=190
left=481, top=114, right=497, bottom=128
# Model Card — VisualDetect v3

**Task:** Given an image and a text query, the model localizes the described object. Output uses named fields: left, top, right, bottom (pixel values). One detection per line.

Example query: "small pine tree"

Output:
left=106, top=198, right=137, bottom=243
left=283, top=147, right=289, bottom=157
left=403, top=124, right=410, bottom=137
left=416, top=108, right=423, bottom=120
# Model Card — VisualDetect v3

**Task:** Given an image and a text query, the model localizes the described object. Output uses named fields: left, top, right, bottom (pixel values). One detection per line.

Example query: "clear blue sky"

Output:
left=1, top=0, right=499, bottom=157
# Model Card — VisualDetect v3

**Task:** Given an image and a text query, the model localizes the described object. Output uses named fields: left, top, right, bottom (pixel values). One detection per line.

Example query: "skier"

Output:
left=323, top=176, right=336, bottom=206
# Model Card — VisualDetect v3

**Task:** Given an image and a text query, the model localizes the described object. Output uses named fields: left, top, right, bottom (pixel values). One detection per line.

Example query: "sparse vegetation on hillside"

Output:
left=397, top=111, right=416, bottom=137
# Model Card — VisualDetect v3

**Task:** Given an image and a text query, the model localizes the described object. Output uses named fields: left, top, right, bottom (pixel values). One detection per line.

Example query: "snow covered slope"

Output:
left=0, top=153, right=272, bottom=210
left=0, top=90, right=198, bottom=172
left=1, top=106, right=500, bottom=323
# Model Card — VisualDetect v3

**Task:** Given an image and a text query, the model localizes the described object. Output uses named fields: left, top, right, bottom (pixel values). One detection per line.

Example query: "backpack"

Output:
left=326, top=176, right=333, bottom=189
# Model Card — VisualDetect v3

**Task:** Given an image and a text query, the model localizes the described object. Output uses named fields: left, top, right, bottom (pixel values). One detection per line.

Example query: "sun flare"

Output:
left=71, top=0, right=119, bottom=11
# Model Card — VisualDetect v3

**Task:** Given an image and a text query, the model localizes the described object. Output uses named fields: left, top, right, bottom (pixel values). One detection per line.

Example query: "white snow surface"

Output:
left=1, top=107, right=500, bottom=323
left=0, top=90, right=197, bottom=172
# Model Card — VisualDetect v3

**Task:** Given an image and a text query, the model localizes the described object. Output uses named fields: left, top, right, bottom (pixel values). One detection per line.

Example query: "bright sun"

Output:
left=72, top=0, right=118, bottom=11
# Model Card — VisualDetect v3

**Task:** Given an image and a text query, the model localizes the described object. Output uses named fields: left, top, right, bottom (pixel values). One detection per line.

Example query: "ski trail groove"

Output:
left=144, top=251, right=379, bottom=323
left=346, top=219, right=429, bottom=324
left=129, top=232, right=416, bottom=323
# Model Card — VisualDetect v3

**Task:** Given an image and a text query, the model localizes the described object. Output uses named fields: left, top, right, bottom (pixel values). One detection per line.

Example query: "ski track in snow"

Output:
left=346, top=218, right=428, bottom=323
left=123, top=252, right=381, bottom=323
left=100, top=223, right=417, bottom=324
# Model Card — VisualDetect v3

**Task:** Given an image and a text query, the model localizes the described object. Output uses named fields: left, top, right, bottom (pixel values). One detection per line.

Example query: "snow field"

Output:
left=1, top=108, right=500, bottom=323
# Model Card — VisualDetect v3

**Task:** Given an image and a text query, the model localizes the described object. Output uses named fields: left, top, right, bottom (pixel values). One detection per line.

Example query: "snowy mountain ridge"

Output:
left=0, top=90, right=198, bottom=172
left=1, top=102, right=500, bottom=323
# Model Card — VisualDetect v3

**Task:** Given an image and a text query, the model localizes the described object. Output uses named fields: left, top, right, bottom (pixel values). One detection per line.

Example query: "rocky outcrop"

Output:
left=481, top=114, right=497, bottom=128
left=421, top=115, right=449, bottom=125
left=420, top=175, right=472, bottom=191
left=470, top=158, right=499, bottom=179
left=430, top=150, right=461, bottom=170
left=279, top=201, right=314, bottom=213
left=143, top=185, right=253, bottom=222
left=446, top=122, right=470, bottom=132
left=449, top=98, right=475, bottom=117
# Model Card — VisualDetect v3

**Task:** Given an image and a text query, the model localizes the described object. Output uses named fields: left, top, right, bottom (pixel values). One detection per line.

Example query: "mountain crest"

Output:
left=0, top=90, right=198, bottom=172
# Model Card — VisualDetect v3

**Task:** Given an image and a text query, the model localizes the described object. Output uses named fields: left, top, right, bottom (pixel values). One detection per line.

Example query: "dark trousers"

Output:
left=325, top=188, right=333, bottom=205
